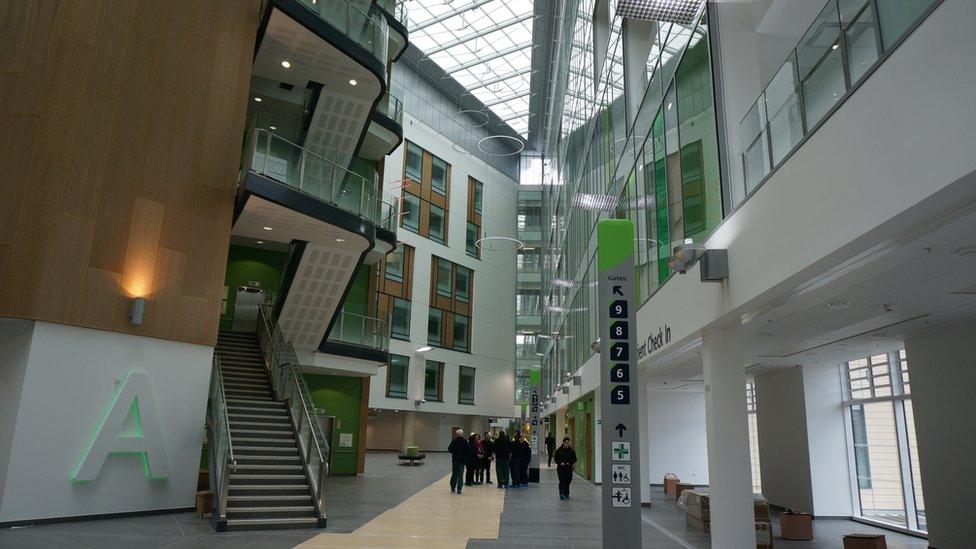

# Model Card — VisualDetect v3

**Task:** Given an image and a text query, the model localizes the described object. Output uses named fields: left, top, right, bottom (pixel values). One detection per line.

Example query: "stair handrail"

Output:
left=256, top=303, right=330, bottom=517
left=206, top=354, right=235, bottom=526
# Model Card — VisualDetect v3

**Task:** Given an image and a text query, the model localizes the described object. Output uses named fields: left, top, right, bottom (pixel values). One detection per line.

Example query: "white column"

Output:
left=702, top=327, right=754, bottom=548
left=639, top=368, right=651, bottom=504
left=401, top=410, right=416, bottom=448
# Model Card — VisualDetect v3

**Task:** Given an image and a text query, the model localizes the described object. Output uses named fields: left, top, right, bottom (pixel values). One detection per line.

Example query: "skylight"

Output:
left=408, top=0, right=535, bottom=137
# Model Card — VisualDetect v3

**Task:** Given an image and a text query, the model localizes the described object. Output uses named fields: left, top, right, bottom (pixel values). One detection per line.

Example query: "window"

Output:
left=472, top=180, right=483, bottom=213
left=387, top=354, right=408, bottom=398
left=430, top=156, right=447, bottom=195
left=466, top=222, right=480, bottom=258
left=458, top=366, right=475, bottom=405
left=385, top=244, right=404, bottom=281
left=436, top=259, right=453, bottom=297
left=424, top=360, right=443, bottom=401
left=845, top=350, right=926, bottom=533
left=429, top=204, right=446, bottom=244
left=746, top=381, right=762, bottom=494
left=401, top=194, right=420, bottom=232
left=391, top=298, right=410, bottom=340
left=427, top=308, right=442, bottom=346
left=455, top=267, right=470, bottom=302
left=405, top=142, right=423, bottom=181
left=453, top=315, right=469, bottom=352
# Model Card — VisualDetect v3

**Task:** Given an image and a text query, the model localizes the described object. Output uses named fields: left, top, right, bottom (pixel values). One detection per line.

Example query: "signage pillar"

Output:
left=597, top=220, right=642, bottom=547
left=528, top=386, right=541, bottom=482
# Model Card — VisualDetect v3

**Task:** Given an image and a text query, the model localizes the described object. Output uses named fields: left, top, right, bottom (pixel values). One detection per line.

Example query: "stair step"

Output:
left=226, top=506, right=316, bottom=517
left=235, top=455, right=302, bottom=464
left=228, top=412, right=290, bottom=421
left=222, top=367, right=266, bottom=375
left=234, top=446, right=300, bottom=455
left=222, top=372, right=268, bottom=381
left=230, top=474, right=308, bottom=485
left=227, top=484, right=310, bottom=493
left=225, top=390, right=274, bottom=399
left=226, top=401, right=287, bottom=411
left=233, top=437, right=297, bottom=446
left=230, top=421, right=292, bottom=431
left=236, top=464, right=305, bottom=472
left=224, top=517, right=318, bottom=531
left=224, top=381, right=272, bottom=391
left=227, top=408, right=289, bottom=418
left=227, top=494, right=312, bottom=505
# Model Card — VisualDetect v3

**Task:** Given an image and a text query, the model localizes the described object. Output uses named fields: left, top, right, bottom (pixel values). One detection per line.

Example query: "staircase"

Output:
left=216, top=330, right=321, bottom=530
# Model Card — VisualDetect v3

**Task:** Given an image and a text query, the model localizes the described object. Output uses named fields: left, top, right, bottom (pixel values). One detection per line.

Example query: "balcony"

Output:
left=326, top=310, right=390, bottom=352
left=360, top=91, right=404, bottom=161
left=294, top=0, right=389, bottom=65
left=374, top=0, right=409, bottom=61
left=246, top=128, right=388, bottom=227
left=376, top=91, right=403, bottom=127
left=737, top=0, right=941, bottom=207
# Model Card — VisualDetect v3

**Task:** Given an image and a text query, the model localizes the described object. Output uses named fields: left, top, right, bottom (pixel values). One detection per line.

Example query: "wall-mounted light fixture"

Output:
left=669, top=239, right=729, bottom=282
left=130, top=297, right=146, bottom=325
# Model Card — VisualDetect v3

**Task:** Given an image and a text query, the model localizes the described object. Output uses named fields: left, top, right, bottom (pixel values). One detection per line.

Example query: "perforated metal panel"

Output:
left=615, top=0, right=704, bottom=24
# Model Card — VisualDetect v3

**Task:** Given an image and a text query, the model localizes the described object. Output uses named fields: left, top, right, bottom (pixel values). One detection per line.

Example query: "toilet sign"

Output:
left=597, top=220, right=642, bottom=548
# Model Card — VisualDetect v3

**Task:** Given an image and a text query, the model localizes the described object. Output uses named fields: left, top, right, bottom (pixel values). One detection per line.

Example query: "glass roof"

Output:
left=407, top=0, right=535, bottom=137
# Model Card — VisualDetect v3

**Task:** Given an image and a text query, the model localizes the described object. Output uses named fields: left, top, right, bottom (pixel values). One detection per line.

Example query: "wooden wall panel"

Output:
left=0, top=0, right=262, bottom=346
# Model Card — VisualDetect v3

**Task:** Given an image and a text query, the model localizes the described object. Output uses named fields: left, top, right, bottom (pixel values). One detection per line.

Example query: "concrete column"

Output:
left=639, top=369, right=651, bottom=504
left=401, top=410, right=416, bottom=448
left=467, top=415, right=483, bottom=436
left=802, top=364, right=853, bottom=516
left=904, top=320, right=976, bottom=549
left=702, top=327, right=754, bottom=547
left=755, top=367, right=814, bottom=512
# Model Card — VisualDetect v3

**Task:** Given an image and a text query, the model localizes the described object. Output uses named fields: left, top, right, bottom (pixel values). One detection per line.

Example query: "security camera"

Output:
left=414, top=398, right=427, bottom=406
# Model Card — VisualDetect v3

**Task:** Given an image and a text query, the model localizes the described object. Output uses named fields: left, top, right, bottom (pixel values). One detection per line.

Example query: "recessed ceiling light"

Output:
left=826, top=300, right=851, bottom=310
left=253, top=97, right=262, bottom=102
left=262, top=226, right=273, bottom=231
left=832, top=43, right=839, bottom=50
left=955, top=246, right=976, bottom=257
left=256, top=240, right=264, bottom=244
left=270, top=125, right=277, bottom=131
left=281, top=60, right=291, bottom=68
left=335, top=238, right=345, bottom=243
left=348, top=79, right=358, bottom=86
left=415, top=346, right=433, bottom=353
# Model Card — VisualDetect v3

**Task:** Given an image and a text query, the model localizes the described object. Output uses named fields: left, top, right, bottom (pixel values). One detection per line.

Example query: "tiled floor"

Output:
left=0, top=452, right=930, bottom=549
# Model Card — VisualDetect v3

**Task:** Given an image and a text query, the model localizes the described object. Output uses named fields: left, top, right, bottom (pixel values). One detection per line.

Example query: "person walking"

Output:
left=516, top=432, right=532, bottom=486
left=554, top=437, right=578, bottom=500
left=545, top=432, right=557, bottom=467
left=465, top=433, right=482, bottom=486
left=494, top=431, right=512, bottom=488
left=447, top=430, right=469, bottom=494
left=510, top=431, right=531, bottom=487
left=480, top=432, right=494, bottom=484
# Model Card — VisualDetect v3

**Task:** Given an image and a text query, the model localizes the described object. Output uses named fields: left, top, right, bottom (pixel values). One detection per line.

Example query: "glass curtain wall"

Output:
left=539, top=2, right=722, bottom=395
left=845, top=349, right=925, bottom=532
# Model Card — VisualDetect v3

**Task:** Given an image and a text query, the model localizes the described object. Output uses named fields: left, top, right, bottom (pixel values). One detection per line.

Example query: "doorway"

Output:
left=584, top=411, right=593, bottom=480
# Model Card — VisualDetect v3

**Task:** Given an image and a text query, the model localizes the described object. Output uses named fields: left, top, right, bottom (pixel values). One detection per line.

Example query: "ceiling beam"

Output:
left=409, top=0, right=496, bottom=32
left=482, top=90, right=533, bottom=108
left=464, top=67, right=536, bottom=91
left=424, top=13, right=535, bottom=56
left=444, top=42, right=533, bottom=73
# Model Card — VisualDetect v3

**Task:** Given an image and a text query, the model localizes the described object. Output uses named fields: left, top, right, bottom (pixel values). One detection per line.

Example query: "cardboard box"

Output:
left=757, top=521, right=773, bottom=549
left=687, top=513, right=710, bottom=533
left=664, top=473, right=679, bottom=496
left=843, top=534, right=887, bottom=549
left=780, top=512, right=813, bottom=540
left=195, top=490, right=213, bottom=518
left=675, top=482, right=695, bottom=500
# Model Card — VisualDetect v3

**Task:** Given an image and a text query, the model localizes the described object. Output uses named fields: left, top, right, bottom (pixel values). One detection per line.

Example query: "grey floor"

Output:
left=0, top=452, right=929, bottom=549
left=468, top=464, right=929, bottom=549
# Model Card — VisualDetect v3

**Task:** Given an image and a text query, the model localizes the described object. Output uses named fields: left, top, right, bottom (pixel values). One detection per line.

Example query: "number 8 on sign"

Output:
left=610, top=321, right=628, bottom=340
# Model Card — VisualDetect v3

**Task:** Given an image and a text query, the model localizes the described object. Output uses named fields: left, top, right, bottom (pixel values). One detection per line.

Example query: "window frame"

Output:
left=391, top=297, right=411, bottom=340
left=458, top=365, right=475, bottom=405
left=453, top=314, right=470, bottom=352
left=428, top=203, right=446, bottom=244
left=427, top=308, right=443, bottom=346
left=430, top=155, right=448, bottom=195
left=401, top=194, right=421, bottom=233
left=424, top=360, right=444, bottom=401
left=386, top=354, right=409, bottom=399
left=405, top=141, right=423, bottom=182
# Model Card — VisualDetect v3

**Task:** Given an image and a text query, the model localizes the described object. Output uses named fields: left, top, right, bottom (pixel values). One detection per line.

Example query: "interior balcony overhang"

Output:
left=298, top=350, right=384, bottom=377
left=359, top=108, right=403, bottom=162
left=374, top=0, right=409, bottom=62
left=256, top=0, right=388, bottom=167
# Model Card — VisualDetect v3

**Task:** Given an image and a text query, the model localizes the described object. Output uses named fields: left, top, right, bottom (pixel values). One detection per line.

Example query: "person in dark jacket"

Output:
left=465, top=434, right=483, bottom=486
left=510, top=431, right=532, bottom=487
left=480, top=432, right=494, bottom=484
left=545, top=433, right=557, bottom=467
left=447, top=430, right=469, bottom=494
left=554, top=437, right=578, bottom=499
left=493, top=431, right=512, bottom=488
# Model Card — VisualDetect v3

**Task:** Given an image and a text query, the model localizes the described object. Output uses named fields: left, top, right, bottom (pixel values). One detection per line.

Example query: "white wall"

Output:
left=365, top=409, right=473, bottom=453
left=755, top=368, right=814, bottom=513
left=0, top=320, right=33, bottom=507
left=802, top=363, right=854, bottom=516
left=369, top=111, right=518, bottom=423
left=646, top=389, right=709, bottom=486
left=904, top=319, right=976, bottom=549
left=0, top=321, right=213, bottom=523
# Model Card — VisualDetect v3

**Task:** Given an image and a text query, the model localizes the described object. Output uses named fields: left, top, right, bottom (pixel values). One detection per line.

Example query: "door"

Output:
left=584, top=412, right=593, bottom=480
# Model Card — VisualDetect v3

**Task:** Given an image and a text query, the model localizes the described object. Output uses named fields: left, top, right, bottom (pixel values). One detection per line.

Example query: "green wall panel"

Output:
left=304, top=374, right=364, bottom=475
left=568, top=392, right=595, bottom=480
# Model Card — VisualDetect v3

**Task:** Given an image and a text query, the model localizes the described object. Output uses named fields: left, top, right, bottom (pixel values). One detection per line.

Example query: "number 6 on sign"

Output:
left=610, top=364, right=629, bottom=382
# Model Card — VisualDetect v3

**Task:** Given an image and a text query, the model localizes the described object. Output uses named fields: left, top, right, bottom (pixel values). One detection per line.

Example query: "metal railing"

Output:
left=247, top=128, right=393, bottom=227
left=327, top=309, right=390, bottom=351
left=296, top=0, right=389, bottom=63
left=378, top=198, right=399, bottom=232
left=738, top=0, right=939, bottom=200
left=375, top=0, right=407, bottom=28
left=375, top=90, right=403, bottom=126
left=257, top=304, right=330, bottom=519
left=206, top=356, right=235, bottom=525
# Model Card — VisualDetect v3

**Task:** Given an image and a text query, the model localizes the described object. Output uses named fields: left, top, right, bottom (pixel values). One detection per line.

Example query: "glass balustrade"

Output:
left=736, top=0, right=938, bottom=207
left=375, top=0, right=408, bottom=28
left=248, top=128, right=392, bottom=226
left=327, top=309, right=390, bottom=351
left=375, top=91, right=403, bottom=126
left=295, top=0, right=389, bottom=63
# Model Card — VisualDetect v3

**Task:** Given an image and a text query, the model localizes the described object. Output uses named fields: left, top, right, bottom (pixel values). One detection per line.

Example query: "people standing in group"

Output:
left=479, top=431, right=494, bottom=485
left=465, top=433, right=483, bottom=486
left=553, top=437, right=577, bottom=500
left=545, top=432, right=556, bottom=467
left=493, top=431, right=512, bottom=488
left=447, top=429, right=469, bottom=494
left=510, top=431, right=531, bottom=487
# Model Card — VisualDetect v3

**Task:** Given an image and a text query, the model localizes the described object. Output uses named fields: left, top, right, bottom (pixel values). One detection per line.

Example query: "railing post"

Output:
left=264, top=130, right=271, bottom=174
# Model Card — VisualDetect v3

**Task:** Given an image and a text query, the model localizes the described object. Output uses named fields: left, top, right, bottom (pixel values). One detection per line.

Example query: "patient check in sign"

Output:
left=597, top=220, right=642, bottom=548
